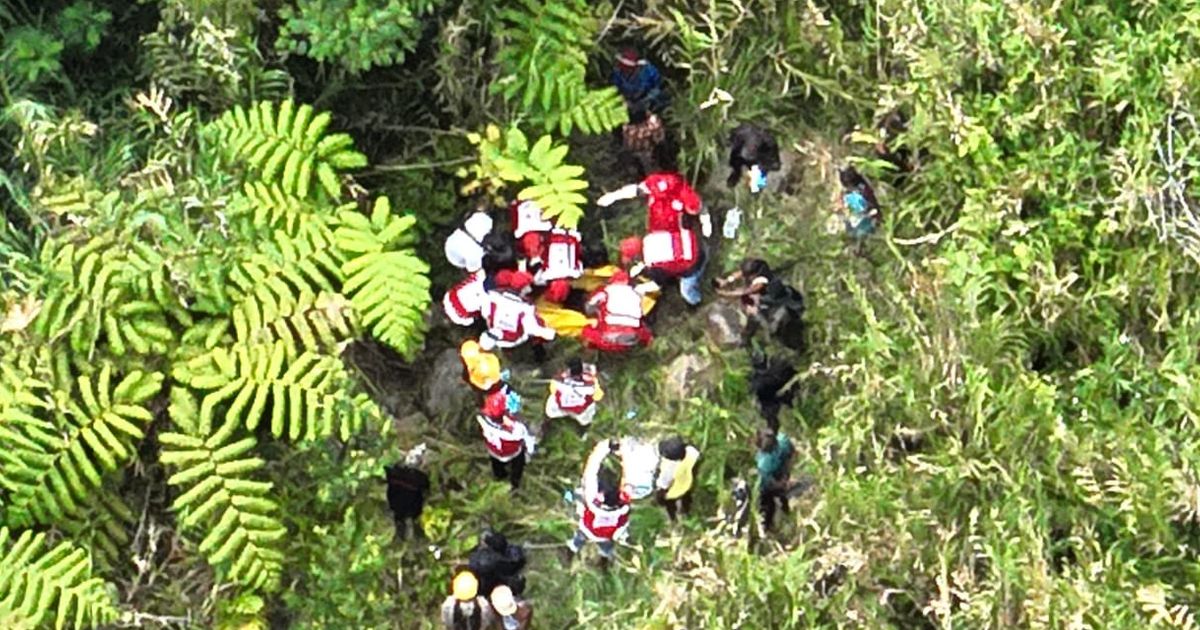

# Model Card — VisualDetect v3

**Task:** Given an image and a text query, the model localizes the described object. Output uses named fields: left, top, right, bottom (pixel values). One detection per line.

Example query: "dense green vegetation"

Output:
left=4, top=0, right=1200, bottom=628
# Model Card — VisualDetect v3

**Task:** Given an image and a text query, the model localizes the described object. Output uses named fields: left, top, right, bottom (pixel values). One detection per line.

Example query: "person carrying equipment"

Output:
left=383, top=443, right=430, bottom=540
left=442, top=571, right=494, bottom=630
left=488, top=585, right=533, bottom=630
left=755, top=428, right=795, bottom=532
left=460, top=340, right=504, bottom=393
left=479, top=270, right=556, bottom=351
left=477, top=391, right=535, bottom=491
left=654, top=436, right=700, bottom=522
left=727, top=123, right=782, bottom=190
left=611, top=48, right=667, bottom=114
left=567, top=440, right=632, bottom=567
left=544, top=358, right=604, bottom=426
left=580, top=270, right=654, bottom=352
left=531, top=227, right=583, bottom=304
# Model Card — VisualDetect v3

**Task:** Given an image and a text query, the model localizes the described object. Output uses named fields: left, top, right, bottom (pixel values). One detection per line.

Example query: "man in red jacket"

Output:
left=477, top=389, right=535, bottom=491
left=566, top=440, right=631, bottom=568
left=596, top=172, right=704, bottom=233
left=619, top=231, right=706, bottom=307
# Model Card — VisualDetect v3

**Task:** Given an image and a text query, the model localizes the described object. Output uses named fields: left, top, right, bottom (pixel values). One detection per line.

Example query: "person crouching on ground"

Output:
left=581, top=270, right=654, bottom=352
left=545, top=358, right=604, bottom=429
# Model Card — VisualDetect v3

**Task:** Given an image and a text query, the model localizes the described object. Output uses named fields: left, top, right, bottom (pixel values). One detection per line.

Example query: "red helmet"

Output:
left=619, top=237, right=642, bottom=264
left=617, top=48, right=639, bottom=67
left=508, top=270, right=534, bottom=291
left=482, top=389, right=506, bottom=419
left=610, top=270, right=630, bottom=284
left=494, top=269, right=515, bottom=288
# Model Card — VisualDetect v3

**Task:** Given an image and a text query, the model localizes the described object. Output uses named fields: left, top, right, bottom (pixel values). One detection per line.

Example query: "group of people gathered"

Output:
left=384, top=47, right=891, bottom=629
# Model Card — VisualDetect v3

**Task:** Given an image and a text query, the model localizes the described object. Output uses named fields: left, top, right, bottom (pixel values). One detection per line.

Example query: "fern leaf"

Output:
left=1, top=366, right=162, bottom=528
left=0, top=527, right=119, bottom=629
left=207, top=100, right=364, bottom=201
left=160, top=413, right=284, bottom=591
left=334, top=199, right=431, bottom=358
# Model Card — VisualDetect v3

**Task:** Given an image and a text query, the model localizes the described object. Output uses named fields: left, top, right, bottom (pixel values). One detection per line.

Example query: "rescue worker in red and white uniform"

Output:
left=544, top=358, right=604, bottom=426
left=596, top=172, right=706, bottom=233
left=442, top=212, right=495, bottom=326
left=580, top=270, right=653, bottom=352
left=478, top=389, right=535, bottom=490
left=443, top=268, right=488, bottom=326
left=479, top=270, right=557, bottom=351
left=566, top=439, right=631, bottom=566
left=531, top=227, right=583, bottom=304
left=510, top=199, right=554, bottom=262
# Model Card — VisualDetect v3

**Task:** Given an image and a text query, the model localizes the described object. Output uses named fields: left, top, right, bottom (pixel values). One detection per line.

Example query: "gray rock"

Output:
left=423, top=348, right=472, bottom=419
left=703, top=301, right=747, bottom=349
left=662, top=353, right=712, bottom=401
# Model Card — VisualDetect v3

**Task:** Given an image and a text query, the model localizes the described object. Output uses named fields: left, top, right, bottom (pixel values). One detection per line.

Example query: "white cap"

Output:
left=463, top=212, right=493, bottom=242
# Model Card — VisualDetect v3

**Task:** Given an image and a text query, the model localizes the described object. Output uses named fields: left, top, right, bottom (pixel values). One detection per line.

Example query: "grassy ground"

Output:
left=362, top=127, right=901, bottom=628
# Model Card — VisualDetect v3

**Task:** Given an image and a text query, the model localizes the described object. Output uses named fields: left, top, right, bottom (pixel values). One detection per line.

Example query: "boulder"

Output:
left=703, top=301, right=747, bottom=349
left=662, top=353, right=712, bottom=401
left=423, top=348, right=472, bottom=419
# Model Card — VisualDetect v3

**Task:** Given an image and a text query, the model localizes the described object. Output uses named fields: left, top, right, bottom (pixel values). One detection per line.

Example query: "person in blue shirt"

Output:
left=755, top=427, right=794, bottom=531
left=611, top=48, right=668, bottom=114
left=839, top=167, right=881, bottom=252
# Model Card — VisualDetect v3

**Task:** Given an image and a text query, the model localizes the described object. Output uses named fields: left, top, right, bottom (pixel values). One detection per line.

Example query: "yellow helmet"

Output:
left=470, top=353, right=501, bottom=390
left=460, top=339, right=481, bottom=360
left=452, top=571, right=478, bottom=601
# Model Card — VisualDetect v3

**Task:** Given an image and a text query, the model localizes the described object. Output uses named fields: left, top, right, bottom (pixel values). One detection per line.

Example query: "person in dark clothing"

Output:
left=755, top=428, right=794, bottom=532
left=713, top=258, right=806, bottom=351
left=749, top=351, right=797, bottom=432
left=384, top=444, right=431, bottom=540
left=727, top=123, right=782, bottom=189
left=875, top=110, right=916, bottom=188
left=468, top=529, right=528, bottom=597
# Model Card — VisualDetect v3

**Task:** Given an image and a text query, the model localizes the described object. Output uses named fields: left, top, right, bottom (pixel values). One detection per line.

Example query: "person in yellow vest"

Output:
left=654, top=436, right=700, bottom=522
left=460, top=339, right=503, bottom=394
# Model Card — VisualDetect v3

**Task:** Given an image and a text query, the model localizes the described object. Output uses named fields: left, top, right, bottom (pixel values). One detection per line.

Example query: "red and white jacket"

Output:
left=442, top=269, right=487, bottom=326
left=511, top=200, right=554, bottom=239
left=533, top=228, right=583, bottom=283
left=477, top=414, right=530, bottom=462
left=641, top=228, right=700, bottom=277
left=577, top=441, right=632, bottom=541
left=481, top=290, right=556, bottom=349
left=550, top=370, right=600, bottom=415
left=588, top=283, right=644, bottom=330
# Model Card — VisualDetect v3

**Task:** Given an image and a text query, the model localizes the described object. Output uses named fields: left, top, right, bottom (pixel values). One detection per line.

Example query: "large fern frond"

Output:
left=160, top=388, right=283, bottom=591
left=493, top=0, right=627, bottom=135
left=334, top=197, right=430, bottom=358
left=462, top=127, right=589, bottom=229
left=0, top=364, right=162, bottom=527
left=172, top=341, right=380, bottom=442
left=0, top=527, right=119, bottom=629
left=207, top=100, right=367, bottom=200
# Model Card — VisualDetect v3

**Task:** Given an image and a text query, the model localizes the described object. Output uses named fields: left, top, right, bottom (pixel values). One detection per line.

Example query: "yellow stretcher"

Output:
left=535, top=265, right=659, bottom=338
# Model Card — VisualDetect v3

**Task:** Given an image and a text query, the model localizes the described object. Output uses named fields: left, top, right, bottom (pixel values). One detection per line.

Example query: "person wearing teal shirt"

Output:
left=755, top=428, right=794, bottom=531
